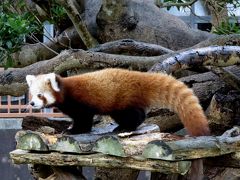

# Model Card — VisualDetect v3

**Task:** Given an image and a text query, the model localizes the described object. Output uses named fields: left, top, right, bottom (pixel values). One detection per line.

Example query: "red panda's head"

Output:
left=26, top=73, right=60, bottom=109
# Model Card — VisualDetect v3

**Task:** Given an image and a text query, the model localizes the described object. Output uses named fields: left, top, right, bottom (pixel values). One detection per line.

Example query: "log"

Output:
left=22, top=116, right=71, bottom=133
left=15, top=131, right=49, bottom=151
left=150, top=46, right=240, bottom=74
left=95, top=167, right=139, bottom=180
left=179, top=72, right=227, bottom=107
left=204, top=167, right=240, bottom=180
left=10, top=149, right=191, bottom=175
left=15, top=126, right=240, bottom=161
left=206, top=152, right=240, bottom=168
left=209, top=65, right=240, bottom=91
left=141, top=127, right=240, bottom=161
left=28, top=164, right=86, bottom=180
left=206, top=90, right=240, bottom=135
left=16, top=123, right=160, bottom=154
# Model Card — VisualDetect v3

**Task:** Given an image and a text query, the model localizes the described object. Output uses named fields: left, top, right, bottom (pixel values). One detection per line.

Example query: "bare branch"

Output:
left=155, top=0, right=197, bottom=8
left=150, top=46, right=240, bottom=74
left=56, top=0, right=98, bottom=49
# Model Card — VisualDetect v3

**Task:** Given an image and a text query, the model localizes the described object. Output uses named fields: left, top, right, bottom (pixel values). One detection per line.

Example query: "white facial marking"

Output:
left=44, top=92, right=56, bottom=105
left=26, top=73, right=58, bottom=109
left=45, top=73, right=60, bottom=92
left=26, top=75, right=36, bottom=87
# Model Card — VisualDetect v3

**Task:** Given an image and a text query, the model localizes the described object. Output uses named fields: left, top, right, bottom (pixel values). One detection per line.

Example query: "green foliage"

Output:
left=47, top=0, right=67, bottom=27
left=0, top=12, right=37, bottom=51
left=213, top=20, right=240, bottom=35
left=0, top=1, right=40, bottom=67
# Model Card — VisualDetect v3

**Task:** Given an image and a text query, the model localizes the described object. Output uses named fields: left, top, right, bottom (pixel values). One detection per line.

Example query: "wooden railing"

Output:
left=0, top=95, right=64, bottom=118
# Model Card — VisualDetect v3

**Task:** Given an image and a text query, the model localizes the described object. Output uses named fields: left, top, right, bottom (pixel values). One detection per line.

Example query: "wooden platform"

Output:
left=10, top=124, right=240, bottom=178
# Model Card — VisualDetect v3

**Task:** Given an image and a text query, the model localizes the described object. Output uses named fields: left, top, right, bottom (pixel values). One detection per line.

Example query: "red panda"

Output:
left=26, top=68, right=210, bottom=136
left=26, top=68, right=210, bottom=179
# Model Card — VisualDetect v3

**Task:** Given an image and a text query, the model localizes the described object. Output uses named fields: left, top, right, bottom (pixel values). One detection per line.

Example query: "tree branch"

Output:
left=0, top=49, right=157, bottom=96
left=57, top=0, right=98, bottom=49
left=7, top=37, right=174, bottom=68
left=1, top=46, right=240, bottom=96
left=150, top=46, right=240, bottom=74
left=155, top=0, right=197, bottom=8
left=6, top=27, right=81, bottom=68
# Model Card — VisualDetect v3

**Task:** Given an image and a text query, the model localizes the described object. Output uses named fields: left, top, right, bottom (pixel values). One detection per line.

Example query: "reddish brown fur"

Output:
left=56, top=68, right=210, bottom=136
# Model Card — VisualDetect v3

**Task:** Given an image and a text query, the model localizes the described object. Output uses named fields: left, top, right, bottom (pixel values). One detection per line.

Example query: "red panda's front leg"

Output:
left=67, top=113, right=94, bottom=134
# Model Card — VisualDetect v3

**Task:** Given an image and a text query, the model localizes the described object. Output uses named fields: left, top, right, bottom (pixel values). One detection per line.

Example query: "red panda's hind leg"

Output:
left=110, top=108, right=146, bottom=132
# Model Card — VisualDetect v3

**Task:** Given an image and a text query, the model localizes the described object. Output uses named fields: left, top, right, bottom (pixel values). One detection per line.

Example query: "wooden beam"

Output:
left=10, top=149, right=191, bottom=175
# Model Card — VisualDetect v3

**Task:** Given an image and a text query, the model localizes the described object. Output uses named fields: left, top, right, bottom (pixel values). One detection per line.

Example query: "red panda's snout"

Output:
left=30, top=92, right=55, bottom=109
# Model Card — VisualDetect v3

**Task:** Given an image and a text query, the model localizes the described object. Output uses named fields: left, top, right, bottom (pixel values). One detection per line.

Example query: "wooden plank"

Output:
left=10, top=149, right=191, bottom=175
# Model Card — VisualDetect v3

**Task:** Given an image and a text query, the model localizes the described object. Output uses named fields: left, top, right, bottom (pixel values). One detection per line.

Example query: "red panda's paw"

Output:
left=63, top=125, right=92, bottom=135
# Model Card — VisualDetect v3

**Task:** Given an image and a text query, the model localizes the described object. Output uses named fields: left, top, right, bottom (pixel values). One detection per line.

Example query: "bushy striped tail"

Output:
left=155, top=74, right=210, bottom=136
left=172, top=84, right=210, bottom=136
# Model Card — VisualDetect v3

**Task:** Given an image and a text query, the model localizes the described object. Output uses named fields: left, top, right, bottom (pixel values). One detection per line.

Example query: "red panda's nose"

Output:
left=30, top=102, right=35, bottom=106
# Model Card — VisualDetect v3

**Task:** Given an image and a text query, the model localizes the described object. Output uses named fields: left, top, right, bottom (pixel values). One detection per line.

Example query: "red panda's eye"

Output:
left=37, top=94, right=43, bottom=98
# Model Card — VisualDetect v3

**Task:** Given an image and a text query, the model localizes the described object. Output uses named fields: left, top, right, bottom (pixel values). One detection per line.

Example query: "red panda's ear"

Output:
left=45, top=73, right=60, bottom=92
left=26, top=75, right=36, bottom=87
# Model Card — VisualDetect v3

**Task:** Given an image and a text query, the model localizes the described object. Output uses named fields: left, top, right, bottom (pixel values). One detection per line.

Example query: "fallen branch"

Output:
left=1, top=46, right=240, bottom=96
left=150, top=46, right=240, bottom=74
